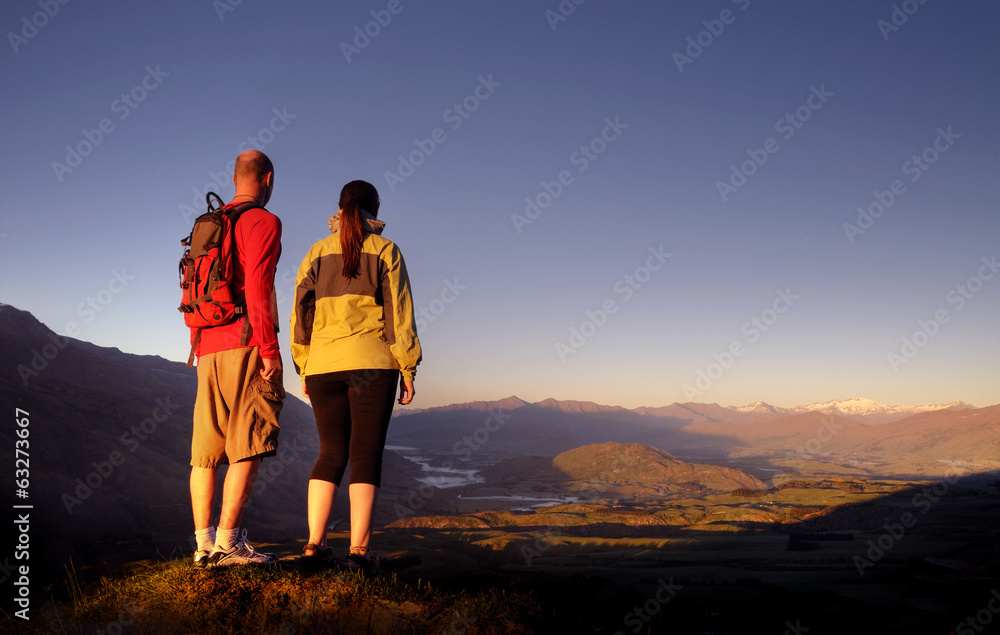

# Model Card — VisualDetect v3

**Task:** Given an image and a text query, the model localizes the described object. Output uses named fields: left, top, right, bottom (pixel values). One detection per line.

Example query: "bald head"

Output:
left=232, top=150, right=274, bottom=206
left=235, top=150, right=274, bottom=182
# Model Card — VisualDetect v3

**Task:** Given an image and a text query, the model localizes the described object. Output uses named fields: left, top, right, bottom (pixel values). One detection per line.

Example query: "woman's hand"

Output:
left=398, top=377, right=415, bottom=405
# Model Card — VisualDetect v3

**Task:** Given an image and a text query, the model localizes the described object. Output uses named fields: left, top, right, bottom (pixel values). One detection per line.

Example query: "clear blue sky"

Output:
left=1, top=1, right=997, bottom=409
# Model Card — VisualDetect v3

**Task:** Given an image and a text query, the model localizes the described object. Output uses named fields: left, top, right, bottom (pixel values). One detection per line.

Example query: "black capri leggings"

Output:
left=304, top=369, right=399, bottom=487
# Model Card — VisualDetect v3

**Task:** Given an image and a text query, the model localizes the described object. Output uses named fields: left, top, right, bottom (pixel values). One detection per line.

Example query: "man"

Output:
left=189, top=149, right=284, bottom=567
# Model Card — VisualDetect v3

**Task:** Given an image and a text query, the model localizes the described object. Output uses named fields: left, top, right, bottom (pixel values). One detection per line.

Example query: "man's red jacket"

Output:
left=192, top=205, right=282, bottom=361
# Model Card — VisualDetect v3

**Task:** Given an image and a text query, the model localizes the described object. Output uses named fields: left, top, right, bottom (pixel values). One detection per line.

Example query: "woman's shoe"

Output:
left=301, top=543, right=345, bottom=570
left=345, top=552, right=386, bottom=578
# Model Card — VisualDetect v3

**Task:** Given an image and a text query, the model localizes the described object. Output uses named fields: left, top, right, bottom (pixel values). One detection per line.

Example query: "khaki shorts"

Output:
left=191, top=346, right=284, bottom=468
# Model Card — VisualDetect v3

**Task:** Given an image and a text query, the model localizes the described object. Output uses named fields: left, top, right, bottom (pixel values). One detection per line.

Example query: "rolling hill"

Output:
left=468, top=442, right=767, bottom=501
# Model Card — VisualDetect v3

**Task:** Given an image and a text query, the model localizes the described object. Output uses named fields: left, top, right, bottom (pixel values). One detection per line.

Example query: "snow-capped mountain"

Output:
left=794, top=397, right=974, bottom=424
left=635, top=397, right=976, bottom=425
left=732, top=400, right=790, bottom=416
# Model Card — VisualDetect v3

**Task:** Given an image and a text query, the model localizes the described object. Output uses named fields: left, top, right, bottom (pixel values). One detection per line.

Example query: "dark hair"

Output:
left=338, top=180, right=380, bottom=279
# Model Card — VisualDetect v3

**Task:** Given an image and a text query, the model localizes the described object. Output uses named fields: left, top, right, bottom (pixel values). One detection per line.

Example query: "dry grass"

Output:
left=5, top=558, right=542, bottom=635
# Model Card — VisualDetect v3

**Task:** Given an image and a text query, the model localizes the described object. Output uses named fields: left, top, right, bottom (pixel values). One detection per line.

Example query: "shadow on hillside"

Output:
left=9, top=473, right=1000, bottom=635
left=404, top=472, right=1000, bottom=544
left=378, top=474, right=1000, bottom=633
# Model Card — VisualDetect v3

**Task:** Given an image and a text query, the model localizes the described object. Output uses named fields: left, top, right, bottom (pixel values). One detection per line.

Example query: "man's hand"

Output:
left=260, top=356, right=282, bottom=383
left=398, top=377, right=415, bottom=405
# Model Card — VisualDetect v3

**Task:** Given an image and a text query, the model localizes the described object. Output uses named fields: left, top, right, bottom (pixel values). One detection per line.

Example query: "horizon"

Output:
left=2, top=3, right=998, bottom=411
left=391, top=390, right=985, bottom=412
left=6, top=298, right=991, bottom=414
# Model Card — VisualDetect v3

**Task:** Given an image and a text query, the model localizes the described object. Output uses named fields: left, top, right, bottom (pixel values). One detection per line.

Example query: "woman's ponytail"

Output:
left=337, top=181, right=380, bottom=280
left=340, top=197, right=363, bottom=279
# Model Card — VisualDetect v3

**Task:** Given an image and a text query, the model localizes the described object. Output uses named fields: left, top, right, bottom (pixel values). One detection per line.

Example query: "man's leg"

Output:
left=190, top=466, right=217, bottom=530
left=217, top=457, right=261, bottom=530
left=200, top=348, right=278, bottom=565
left=191, top=352, right=224, bottom=564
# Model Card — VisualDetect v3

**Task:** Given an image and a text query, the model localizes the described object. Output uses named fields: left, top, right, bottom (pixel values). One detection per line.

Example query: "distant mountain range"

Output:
left=388, top=395, right=998, bottom=479
left=400, top=395, right=975, bottom=425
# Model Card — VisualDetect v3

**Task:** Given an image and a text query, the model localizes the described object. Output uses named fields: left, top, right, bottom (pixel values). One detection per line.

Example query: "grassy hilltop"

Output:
left=6, top=477, right=1000, bottom=635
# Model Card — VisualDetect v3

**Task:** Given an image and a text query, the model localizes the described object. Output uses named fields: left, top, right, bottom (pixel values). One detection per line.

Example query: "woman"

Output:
left=290, top=179, right=422, bottom=572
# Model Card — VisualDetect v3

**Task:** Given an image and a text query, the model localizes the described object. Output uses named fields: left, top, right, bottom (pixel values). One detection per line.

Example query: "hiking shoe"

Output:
left=207, top=529, right=276, bottom=567
left=345, top=553, right=386, bottom=578
left=193, top=549, right=211, bottom=568
left=301, top=543, right=347, bottom=571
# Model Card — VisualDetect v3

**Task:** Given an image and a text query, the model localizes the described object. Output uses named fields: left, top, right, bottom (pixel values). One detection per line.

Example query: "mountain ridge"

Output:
left=395, top=393, right=980, bottom=425
left=3, top=305, right=981, bottom=424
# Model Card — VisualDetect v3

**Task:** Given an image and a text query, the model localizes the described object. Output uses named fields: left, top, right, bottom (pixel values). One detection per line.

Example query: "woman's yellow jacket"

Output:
left=290, top=211, right=422, bottom=381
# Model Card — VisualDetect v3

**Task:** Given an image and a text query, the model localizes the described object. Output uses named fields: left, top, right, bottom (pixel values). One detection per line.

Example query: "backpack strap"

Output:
left=239, top=319, right=251, bottom=347
left=225, top=201, right=267, bottom=348
left=187, top=328, right=202, bottom=367
left=227, top=200, right=262, bottom=222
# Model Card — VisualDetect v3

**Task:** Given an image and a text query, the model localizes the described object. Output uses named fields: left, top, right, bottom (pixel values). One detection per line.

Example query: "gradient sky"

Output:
left=1, top=1, right=997, bottom=410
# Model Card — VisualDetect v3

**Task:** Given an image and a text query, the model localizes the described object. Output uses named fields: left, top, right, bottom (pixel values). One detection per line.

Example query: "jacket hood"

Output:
left=328, top=208, right=386, bottom=236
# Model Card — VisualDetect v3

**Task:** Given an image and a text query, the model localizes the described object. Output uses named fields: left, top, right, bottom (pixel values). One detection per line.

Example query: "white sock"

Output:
left=195, top=526, right=216, bottom=553
left=216, top=527, right=239, bottom=551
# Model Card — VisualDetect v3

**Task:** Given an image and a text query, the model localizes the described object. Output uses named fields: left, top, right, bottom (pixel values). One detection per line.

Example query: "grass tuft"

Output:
left=5, top=557, right=543, bottom=635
